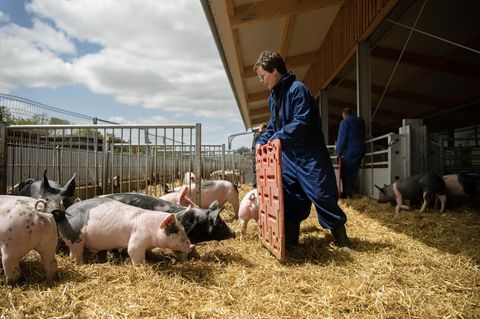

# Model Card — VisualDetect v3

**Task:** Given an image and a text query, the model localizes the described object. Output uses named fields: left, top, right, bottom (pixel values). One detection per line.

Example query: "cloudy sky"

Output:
left=0, top=0, right=255, bottom=148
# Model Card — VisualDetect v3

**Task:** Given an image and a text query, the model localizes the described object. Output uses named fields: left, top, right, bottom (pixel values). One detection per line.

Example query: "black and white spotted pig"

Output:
left=57, top=197, right=193, bottom=265
left=0, top=196, right=58, bottom=284
left=375, top=173, right=446, bottom=213
left=19, top=169, right=76, bottom=214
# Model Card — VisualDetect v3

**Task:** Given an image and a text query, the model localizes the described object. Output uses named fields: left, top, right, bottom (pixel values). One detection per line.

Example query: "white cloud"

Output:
left=20, top=0, right=238, bottom=121
left=1, top=0, right=250, bottom=146
left=0, top=19, right=75, bottom=91
left=0, top=11, right=10, bottom=23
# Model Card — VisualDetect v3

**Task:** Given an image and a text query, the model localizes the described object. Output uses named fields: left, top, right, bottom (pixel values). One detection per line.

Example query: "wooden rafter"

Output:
left=280, top=15, right=295, bottom=57
left=249, top=106, right=270, bottom=118
left=372, top=46, right=480, bottom=80
left=385, top=33, right=480, bottom=94
left=247, top=91, right=270, bottom=104
left=230, top=0, right=342, bottom=29
left=328, top=99, right=401, bottom=120
left=337, top=79, right=447, bottom=108
left=302, top=0, right=400, bottom=96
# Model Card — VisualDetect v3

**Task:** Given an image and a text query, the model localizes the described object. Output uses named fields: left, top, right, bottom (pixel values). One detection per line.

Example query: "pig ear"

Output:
left=62, top=172, right=76, bottom=197
left=163, top=184, right=171, bottom=194
left=43, top=169, right=53, bottom=191
left=210, top=208, right=221, bottom=223
left=160, top=214, right=176, bottom=229
left=208, top=200, right=219, bottom=210
left=179, top=185, right=189, bottom=198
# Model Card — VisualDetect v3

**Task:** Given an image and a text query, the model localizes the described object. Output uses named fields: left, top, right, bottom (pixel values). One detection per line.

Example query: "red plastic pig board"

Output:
left=256, top=140, right=285, bottom=260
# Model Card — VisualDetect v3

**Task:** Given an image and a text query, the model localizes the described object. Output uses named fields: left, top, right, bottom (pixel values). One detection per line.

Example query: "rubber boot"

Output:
left=330, top=224, right=351, bottom=248
left=284, top=221, right=300, bottom=248
left=342, top=180, right=353, bottom=198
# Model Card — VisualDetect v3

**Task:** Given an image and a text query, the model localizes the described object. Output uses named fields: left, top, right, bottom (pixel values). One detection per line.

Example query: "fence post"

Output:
left=0, top=123, right=7, bottom=194
left=221, top=144, right=226, bottom=180
left=195, top=123, right=202, bottom=205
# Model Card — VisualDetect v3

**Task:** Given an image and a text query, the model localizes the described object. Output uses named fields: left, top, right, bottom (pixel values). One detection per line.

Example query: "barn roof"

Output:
left=202, top=0, right=480, bottom=142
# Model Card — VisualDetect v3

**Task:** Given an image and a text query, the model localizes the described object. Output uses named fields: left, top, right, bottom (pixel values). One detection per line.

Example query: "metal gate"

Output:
left=0, top=123, right=202, bottom=203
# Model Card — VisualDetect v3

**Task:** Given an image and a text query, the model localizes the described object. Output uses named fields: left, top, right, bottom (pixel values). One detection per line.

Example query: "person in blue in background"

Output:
left=335, top=107, right=366, bottom=198
left=254, top=50, right=350, bottom=249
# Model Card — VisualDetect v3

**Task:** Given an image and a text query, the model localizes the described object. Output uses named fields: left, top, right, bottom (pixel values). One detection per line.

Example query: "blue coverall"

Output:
left=256, top=72, right=347, bottom=230
left=335, top=114, right=366, bottom=197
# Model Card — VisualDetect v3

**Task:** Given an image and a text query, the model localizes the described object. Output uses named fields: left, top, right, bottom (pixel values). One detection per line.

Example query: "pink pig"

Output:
left=238, top=189, right=259, bottom=238
left=173, top=180, right=239, bottom=217
left=160, top=185, right=198, bottom=207
left=58, top=197, right=192, bottom=265
left=0, top=195, right=58, bottom=284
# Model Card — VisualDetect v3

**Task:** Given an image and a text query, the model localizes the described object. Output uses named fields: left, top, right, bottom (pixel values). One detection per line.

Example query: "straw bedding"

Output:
left=1, top=184, right=479, bottom=318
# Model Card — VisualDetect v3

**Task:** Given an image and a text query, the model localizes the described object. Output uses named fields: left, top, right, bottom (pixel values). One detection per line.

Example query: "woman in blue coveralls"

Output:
left=253, top=50, right=350, bottom=248
left=336, top=107, right=366, bottom=198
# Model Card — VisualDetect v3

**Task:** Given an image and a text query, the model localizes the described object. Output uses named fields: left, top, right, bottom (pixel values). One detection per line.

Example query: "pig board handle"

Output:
left=35, top=199, right=48, bottom=212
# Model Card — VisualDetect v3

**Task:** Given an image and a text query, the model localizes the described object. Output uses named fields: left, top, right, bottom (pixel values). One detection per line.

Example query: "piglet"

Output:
left=238, top=189, right=259, bottom=238
left=171, top=180, right=240, bottom=217
left=57, top=197, right=193, bottom=265
left=0, top=196, right=58, bottom=284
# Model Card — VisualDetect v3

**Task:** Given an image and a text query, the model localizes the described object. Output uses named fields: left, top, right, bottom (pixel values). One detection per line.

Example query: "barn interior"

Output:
left=201, top=0, right=480, bottom=177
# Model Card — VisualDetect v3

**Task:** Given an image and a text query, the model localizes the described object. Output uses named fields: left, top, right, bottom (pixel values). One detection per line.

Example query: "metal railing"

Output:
left=328, top=132, right=407, bottom=198
left=1, top=123, right=202, bottom=203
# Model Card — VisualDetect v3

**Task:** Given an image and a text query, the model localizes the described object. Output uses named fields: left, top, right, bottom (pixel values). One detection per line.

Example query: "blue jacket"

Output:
left=255, top=72, right=345, bottom=228
left=335, top=114, right=366, bottom=160
left=256, top=72, right=323, bottom=150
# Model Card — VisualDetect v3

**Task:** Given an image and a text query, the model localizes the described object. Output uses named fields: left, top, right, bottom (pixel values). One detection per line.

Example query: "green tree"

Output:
left=49, top=117, right=70, bottom=125
left=13, top=113, right=48, bottom=125
left=0, top=106, right=12, bottom=122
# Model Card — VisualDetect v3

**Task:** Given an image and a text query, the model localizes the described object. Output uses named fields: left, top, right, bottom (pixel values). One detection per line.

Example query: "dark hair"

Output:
left=253, top=50, right=288, bottom=75
left=342, top=107, right=353, bottom=115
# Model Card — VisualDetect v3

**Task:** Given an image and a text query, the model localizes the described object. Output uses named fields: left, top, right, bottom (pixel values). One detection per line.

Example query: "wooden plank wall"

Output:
left=304, top=0, right=399, bottom=94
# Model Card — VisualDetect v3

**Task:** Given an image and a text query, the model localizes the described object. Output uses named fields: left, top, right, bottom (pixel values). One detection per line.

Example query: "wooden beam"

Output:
left=337, top=79, right=447, bottom=107
left=225, top=0, right=235, bottom=17
left=280, top=15, right=295, bottom=57
left=249, top=106, right=270, bottom=118
left=243, top=51, right=318, bottom=78
left=302, top=0, right=400, bottom=96
left=247, top=91, right=270, bottom=103
left=230, top=0, right=342, bottom=29
left=446, top=85, right=480, bottom=107
left=251, top=116, right=271, bottom=126
left=372, top=46, right=480, bottom=80
left=387, top=33, right=480, bottom=93
left=225, top=0, right=252, bottom=126
left=329, top=99, right=401, bottom=120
